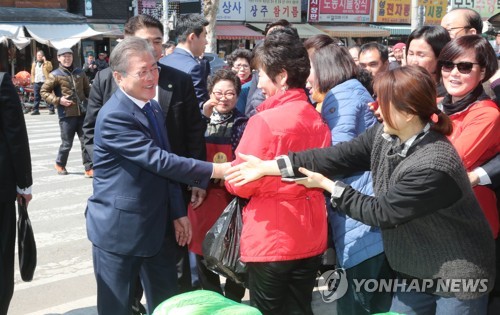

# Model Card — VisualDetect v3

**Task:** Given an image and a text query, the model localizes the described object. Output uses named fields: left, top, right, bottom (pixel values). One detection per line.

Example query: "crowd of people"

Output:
left=2, top=6, right=500, bottom=315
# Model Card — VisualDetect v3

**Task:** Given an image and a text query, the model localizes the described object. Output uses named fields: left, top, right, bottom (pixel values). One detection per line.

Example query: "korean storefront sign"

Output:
left=217, top=0, right=246, bottom=20
left=373, top=0, right=448, bottom=25
left=450, top=0, right=500, bottom=19
left=308, top=0, right=371, bottom=23
left=245, top=0, right=301, bottom=22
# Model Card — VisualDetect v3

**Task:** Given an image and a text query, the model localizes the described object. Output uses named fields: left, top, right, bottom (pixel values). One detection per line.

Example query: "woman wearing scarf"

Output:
left=439, top=35, right=500, bottom=238
left=188, top=69, right=247, bottom=302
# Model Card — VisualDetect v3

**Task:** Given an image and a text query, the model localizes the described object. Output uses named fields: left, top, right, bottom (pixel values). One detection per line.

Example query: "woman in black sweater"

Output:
left=226, top=66, right=495, bottom=315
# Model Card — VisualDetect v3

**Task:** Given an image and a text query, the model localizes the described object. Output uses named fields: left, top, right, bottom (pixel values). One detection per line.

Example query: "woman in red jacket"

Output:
left=225, top=28, right=331, bottom=314
left=439, top=35, right=500, bottom=238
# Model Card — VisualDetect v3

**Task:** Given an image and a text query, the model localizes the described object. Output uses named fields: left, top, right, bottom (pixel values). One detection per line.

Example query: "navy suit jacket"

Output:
left=86, top=88, right=212, bottom=257
left=159, top=48, right=209, bottom=108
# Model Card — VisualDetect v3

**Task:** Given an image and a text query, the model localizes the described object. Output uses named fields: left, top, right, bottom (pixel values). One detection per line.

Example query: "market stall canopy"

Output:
left=24, top=24, right=101, bottom=50
left=248, top=23, right=327, bottom=38
left=314, top=25, right=390, bottom=38
left=0, top=24, right=30, bottom=49
left=89, top=23, right=124, bottom=37
left=215, top=25, right=264, bottom=40
left=0, top=8, right=101, bottom=49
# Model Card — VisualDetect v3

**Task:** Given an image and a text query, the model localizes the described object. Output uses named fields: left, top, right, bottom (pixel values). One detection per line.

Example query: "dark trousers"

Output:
left=92, top=234, right=178, bottom=315
left=56, top=116, right=92, bottom=170
left=196, top=254, right=246, bottom=302
left=337, top=253, right=394, bottom=315
left=33, top=82, right=53, bottom=111
left=0, top=201, right=16, bottom=315
left=248, top=255, right=321, bottom=315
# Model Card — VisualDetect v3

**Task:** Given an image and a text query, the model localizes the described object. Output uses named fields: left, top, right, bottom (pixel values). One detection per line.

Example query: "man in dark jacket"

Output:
left=0, top=72, right=32, bottom=315
left=41, top=48, right=91, bottom=177
left=82, top=14, right=207, bottom=312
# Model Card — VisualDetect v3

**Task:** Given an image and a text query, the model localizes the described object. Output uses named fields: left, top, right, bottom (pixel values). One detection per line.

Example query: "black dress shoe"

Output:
left=49, top=110, right=55, bottom=115
left=31, top=110, right=40, bottom=115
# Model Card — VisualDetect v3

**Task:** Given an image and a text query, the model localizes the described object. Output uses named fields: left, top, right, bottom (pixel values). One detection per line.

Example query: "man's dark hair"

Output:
left=359, top=42, right=388, bottom=62
left=263, top=19, right=295, bottom=36
left=124, top=14, right=164, bottom=36
left=174, top=14, right=209, bottom=43
left=163, top=41, right=176, bottom=49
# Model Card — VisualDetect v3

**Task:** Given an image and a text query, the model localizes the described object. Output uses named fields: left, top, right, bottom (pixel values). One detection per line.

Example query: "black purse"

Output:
left=17, top=197, right=37, bottom=282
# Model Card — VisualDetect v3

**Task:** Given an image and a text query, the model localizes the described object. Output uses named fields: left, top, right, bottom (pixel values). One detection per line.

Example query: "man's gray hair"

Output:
left=110, top=37, right=156, bottom=74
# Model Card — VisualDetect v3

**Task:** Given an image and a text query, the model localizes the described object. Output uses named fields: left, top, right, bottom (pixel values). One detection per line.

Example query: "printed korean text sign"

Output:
left=451, top=0, right=500, bottom=20
left=374, top=0, right=447, bottom=25
left=217, top=0, right=246, bottom=20
left=308, top=0, right=371, bottom=23
left=246, top=0, right=301, bottom=22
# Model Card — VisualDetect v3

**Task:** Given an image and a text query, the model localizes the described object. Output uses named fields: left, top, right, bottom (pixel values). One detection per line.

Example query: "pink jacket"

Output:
left=226, top=89, right=331, bottom=262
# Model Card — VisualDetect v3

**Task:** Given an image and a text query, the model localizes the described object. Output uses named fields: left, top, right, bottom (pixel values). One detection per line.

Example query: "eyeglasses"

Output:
left=440, top=61, right=480, bottom=74
left=233, top=64, right=250, bottom=70
left=445, top=26, right=470, bottom=33
left=212, top=91, right=236, bottom=100
left=128, top=66, right=161, bottom=79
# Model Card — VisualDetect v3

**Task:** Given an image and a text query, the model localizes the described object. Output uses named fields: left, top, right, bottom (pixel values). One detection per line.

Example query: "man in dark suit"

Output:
left=83, top=15, right=207, bottom=305
left=86, top=36, right=228, bottom=315
left=0, top=72, right=32, bottom=315
left=159, top=14, right=210, bottom=108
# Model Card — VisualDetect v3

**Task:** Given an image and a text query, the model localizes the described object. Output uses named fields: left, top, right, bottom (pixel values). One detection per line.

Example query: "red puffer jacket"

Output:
left=448, top=100, right=500, bottom=238
left=225, top=89, right=331, bottom=262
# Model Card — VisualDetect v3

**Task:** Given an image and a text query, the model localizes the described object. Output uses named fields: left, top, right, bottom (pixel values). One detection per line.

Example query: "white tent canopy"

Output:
left=24, top=24, right=101, bottom=50
left=0, top=24, right=30, bottom=49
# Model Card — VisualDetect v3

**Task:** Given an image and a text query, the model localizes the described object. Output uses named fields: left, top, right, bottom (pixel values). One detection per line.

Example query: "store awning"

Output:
left=248, top=23, right=327, bottom=39
left=313, top=25, right=390, bottom=38
left=370, top=24, right=412, bottom=36
left=215, top=25, right=264, bottom=40
left=24, top=24, right=101, bottom=50
left=0, top=24, right=30, bottom=49
left=90, top=23, right=124, bottom=37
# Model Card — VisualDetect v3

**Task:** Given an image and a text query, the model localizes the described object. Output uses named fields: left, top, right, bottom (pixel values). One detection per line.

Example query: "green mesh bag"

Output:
left=152, top=290, right=262, bottom=315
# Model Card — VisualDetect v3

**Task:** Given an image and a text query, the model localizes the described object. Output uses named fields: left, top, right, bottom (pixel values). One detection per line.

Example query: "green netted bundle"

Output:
left=152, top=290, right=262, bottom=315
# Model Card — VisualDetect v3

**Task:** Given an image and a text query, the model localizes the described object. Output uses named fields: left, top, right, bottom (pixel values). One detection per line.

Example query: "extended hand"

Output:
left=225, top=153, right=265, bottom=186
left=190, top=187, right=207, bottom=209
left=298, top=167, right=333, bottom=190
left=173, top=216, right=192, bottom=246
left=468, top=171, right=480, bottom=187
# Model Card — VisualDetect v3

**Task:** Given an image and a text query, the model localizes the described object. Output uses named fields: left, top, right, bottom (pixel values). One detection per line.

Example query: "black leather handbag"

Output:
left=17, top=197, right=37, bottom=282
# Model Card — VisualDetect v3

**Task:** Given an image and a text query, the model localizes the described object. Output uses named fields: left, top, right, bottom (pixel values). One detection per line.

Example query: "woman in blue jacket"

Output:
left=304, top=34, right=392, bottom=314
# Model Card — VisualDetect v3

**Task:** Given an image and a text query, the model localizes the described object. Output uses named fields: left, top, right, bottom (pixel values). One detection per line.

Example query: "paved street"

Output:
left=9, top=110, right=336, bottom=315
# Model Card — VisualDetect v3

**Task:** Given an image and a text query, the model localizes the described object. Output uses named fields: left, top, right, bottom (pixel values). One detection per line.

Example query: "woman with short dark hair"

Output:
left=225, top=28, right=331, bottom=314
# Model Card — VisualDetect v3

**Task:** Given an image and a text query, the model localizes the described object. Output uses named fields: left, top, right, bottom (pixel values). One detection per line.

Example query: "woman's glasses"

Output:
left=212, top=91, right=236, bottom=100
left=440, top=61, right=480, bottom=74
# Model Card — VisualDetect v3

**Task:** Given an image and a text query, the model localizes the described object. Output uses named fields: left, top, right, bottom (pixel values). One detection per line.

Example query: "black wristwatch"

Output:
left=330, top=181, right=347, bottom=207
